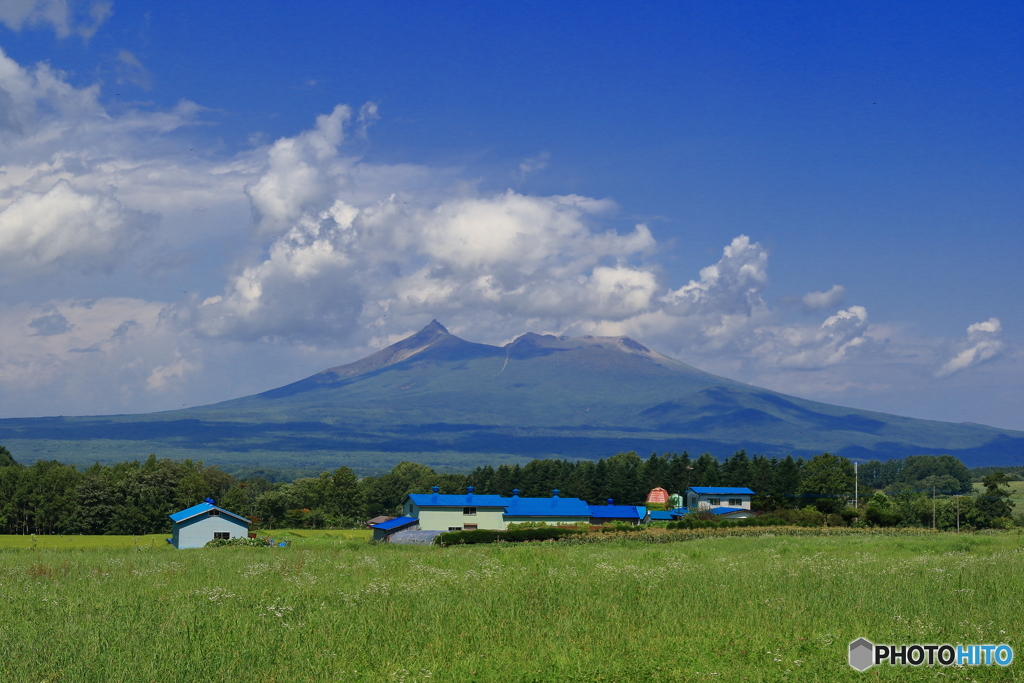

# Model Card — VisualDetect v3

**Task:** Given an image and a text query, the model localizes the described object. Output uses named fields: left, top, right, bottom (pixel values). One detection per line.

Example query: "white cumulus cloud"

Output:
left=937, top=317, right=1004, bottom=377
left=193, top=106, right=879, bottom=372
left=0, top=0, right=111, bottom=39
left=0, top=179, right=155, bottom=273
left=802, top=284, right=846, bottom=312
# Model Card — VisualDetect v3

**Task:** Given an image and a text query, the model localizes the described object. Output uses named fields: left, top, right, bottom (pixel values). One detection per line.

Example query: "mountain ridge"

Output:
left=0, top=321, right=1021, bottom=473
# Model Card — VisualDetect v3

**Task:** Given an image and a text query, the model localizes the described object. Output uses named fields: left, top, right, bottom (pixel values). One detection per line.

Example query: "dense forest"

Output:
left=0, top=445, right=1014, bottom=535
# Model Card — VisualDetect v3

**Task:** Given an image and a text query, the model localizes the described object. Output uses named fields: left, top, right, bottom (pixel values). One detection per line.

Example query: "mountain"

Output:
left=1, top=321, right=1021, bottom=473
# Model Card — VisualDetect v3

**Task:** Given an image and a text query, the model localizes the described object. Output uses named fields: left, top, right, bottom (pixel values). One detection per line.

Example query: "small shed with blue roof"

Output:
left=168, top=499, right=250, bottom=549
left=648, top=508, right=687, bottom=521
left=371, top=516, right=419, bottom=542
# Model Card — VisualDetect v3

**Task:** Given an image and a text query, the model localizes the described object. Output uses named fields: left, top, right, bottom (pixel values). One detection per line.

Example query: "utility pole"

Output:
left=956, top=495, right=960, bottom=533
left=854, top=462, right=858, bottom=510
left=684, top=465, right=693, bottom=507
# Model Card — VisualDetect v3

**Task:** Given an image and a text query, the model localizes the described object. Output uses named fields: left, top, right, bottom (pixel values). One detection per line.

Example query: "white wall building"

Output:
left=685, top=487, right=755, bottom=512
left=169, top=500, right=250, bottom=549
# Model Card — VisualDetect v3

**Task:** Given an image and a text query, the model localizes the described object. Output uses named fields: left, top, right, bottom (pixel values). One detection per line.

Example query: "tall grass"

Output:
left=1, top=532, right=1022, bottom=681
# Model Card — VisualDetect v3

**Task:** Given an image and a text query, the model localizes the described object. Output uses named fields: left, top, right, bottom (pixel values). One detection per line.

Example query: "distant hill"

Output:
left=2, top=320, right=1021, bottom=474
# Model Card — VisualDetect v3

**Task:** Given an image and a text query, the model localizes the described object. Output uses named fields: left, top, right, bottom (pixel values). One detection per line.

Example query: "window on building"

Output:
left=728, top=498, right=742, bottom=506
left=709, top=498, right=721, bottom=505
left=209, top=510, right=220, bottom=516
left=448, top=526, right=462, bottom=531
left=464, top=524, right=478, bottom=530
left=463, top=507, right=477, bottom=515
left=213, top=532, right=230, bottom=540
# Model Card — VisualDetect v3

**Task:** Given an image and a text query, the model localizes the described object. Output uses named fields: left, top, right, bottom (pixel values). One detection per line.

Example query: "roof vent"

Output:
left=552, top=489, right=560, bottom=498
left=467, top=486, right=474, bottom=494
left=205, top=498, right=215, bottom=505
left=432, top=486, right=439, bottom=493
left=512, top=489, right=520, bottom=497
left=607, top=498, right=614, bottom=506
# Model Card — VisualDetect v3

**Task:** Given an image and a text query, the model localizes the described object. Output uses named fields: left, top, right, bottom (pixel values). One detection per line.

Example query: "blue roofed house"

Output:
left=403, top=487, right=509, bottom=531
left=588, top=499, right=649, bottom=525
left=685, top=486, right=756, bottom=519
left=169, top=499, right=250, bottom=549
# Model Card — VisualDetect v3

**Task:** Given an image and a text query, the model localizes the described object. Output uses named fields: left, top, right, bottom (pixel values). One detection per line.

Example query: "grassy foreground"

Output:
left=0, top=531, right=1022, bottom=682
left=0, top=529, right=371, bottom=550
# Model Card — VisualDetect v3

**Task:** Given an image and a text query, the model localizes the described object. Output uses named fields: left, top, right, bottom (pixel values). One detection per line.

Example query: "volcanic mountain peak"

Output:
left=315, top=321, right=713, bottom=385
left=319, top=319, right=456, bottom=380
left=4, top=320, right=1022, bottom=470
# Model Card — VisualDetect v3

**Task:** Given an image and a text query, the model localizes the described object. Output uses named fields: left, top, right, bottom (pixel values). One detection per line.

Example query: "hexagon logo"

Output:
left=849, top=638, right=874, bottom=671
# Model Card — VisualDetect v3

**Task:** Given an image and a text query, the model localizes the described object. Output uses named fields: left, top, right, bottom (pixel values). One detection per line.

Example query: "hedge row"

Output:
left=204, top=537, right=284, bottom=548
left=436, top=526, right=586, bottom=545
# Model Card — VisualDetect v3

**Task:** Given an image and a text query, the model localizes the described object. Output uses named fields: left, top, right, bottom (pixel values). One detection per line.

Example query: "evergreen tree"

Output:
left=569, top=460, right=599, bottom=502
left=605, top=451, right=643, bottom=504
left=774, top=455, right=802, bottom=505
left=749, top=455, right=782, bottom=509
left=666, top=451, right=693, bottom=494
left=691, top=453, right=720, bottom=487
left=721, top=450, right=751, bottom=487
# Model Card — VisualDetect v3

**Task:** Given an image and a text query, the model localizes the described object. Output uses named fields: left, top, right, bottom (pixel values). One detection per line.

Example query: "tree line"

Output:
left=0, top=444, right=1015, bottom=534
left=0, top=447, right=362, bottom=535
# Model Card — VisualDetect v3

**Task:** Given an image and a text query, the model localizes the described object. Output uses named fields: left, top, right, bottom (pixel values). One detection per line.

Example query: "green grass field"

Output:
left=973, top=480, right=1024, bottom=510
left=1, top=530, right=1021, bottom=682
left=0, top=529, right=371, bottom=550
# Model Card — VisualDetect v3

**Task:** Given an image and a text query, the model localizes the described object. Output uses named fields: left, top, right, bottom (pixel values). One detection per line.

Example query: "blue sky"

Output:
left=0, top=1, right=1020, bottom=429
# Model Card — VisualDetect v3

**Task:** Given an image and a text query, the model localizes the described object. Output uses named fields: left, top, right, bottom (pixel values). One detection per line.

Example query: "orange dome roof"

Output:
left=646, top=487, right=670, bottom=503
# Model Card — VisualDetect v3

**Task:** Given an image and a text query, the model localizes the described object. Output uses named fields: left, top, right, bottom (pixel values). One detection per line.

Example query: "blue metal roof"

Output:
left=648, top=510, right=674, bottom=520
left=407, top=493, right=508, bottom=507
left=168, top=502, right=248, bottom=524
left=502, top=496, right=590, bottom=517
left=688, top=487, right=755, bottom=495
left=711, top=507, right=751, bottom=515
left=588, top=505, right=648, bottom=520
left=373, top=516, right=418, bottom=530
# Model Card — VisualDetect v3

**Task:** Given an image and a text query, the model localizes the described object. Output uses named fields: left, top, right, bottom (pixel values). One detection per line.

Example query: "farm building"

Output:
left=398, top=487, right=591, bottom=531
left=365, top=515, right=395, bottom=527
left=403, top=487, right=508, bottom=531
left=168, top=499, right=249, bottom=549
left=390, top=486, right=758, bottom=533
left=371, top=516, right=419, bottom=542
left=588, top=500, right=649, bottom=525
left=685, top=486, right=754, bottom=512
left=502, top=489, right=590, bottom=526
left=649, top=506, right=755, bottom=521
